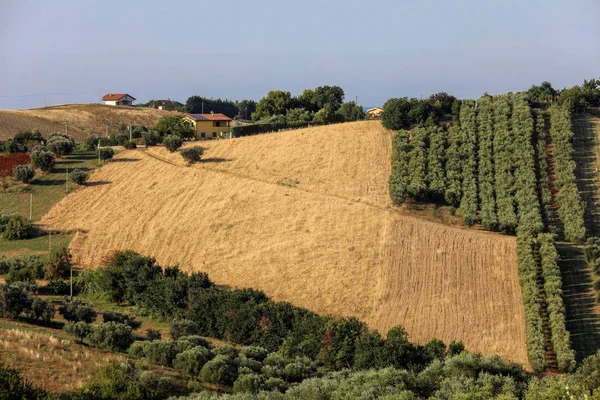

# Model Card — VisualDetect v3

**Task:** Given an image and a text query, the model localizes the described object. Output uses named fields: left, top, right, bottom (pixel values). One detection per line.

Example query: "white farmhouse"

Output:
left=102, top=93, right=136, bottom=106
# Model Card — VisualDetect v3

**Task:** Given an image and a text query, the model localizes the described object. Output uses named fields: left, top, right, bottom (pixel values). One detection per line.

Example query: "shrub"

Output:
left=85, top=135, right=100, bottom=149
left=143, top=340, right=181, bottom=367
left=147, top=329, right=161, bottom=341
left=173, top=346, right=214, bottom=378
left=241, top=346, right=269, bottom=362
left=1, top=254, right=45, bottom=284
left=99, top=147, right=115, bottom=161
left=178, top=335, right=211, bottom=349
left=26, top=297, right=54, bottom=321
left=87, top=322, right=134, bottom=352
left=48, top=279, right=70, bottom=295
left=12, top=164, right=35, bottom=184
left=102, top=310, right=142, bottom=330
left=181, top=146, right=204, bottom=163
left=0, top=153, right=31, bottom=178
left=46, top=133, right=75, bottom=156
left=163, top=135, right=183, bottom=152
left=123, top=140, right=137, bottom=150
left=44, top=246, right=71, bottom=280
left=1, top=214, right=31, bottom=240
left=233, top=373, right=265, bottom=394
left=199, top=354, right=238, bottom=386
left=171, top=319, right=201, bottom=340
left=142, top=130, right=162, bottom=146
left=70, top=169, right=89, bottom=185
left=0, top=363, right=49, bottom=399
left=58, top=298, right=97, bottom=323
left=30, top=146, right=56, bottom=172
left=128, top=342, right=149, bottom=358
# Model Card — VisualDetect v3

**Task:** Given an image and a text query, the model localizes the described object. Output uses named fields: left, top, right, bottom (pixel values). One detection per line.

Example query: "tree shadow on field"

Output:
left=86, top=180, right=111, bottom=187
left=201, top=158, right=232, bottom=164
left=111, top=158, right=140, bottom=163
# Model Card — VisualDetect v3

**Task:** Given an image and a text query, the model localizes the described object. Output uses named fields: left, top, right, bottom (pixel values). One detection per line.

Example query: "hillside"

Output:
left=40, top=121, right=529, bottom=366
left=0, top=103, right=170, bottom=141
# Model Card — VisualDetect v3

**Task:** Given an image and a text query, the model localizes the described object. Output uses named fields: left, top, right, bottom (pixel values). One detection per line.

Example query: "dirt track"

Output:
left=41, top=121, right=529, bottom=366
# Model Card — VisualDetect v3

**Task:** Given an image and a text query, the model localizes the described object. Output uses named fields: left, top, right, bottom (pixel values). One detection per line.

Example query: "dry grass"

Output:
left=41, top=121, right=529, bottom=367
left=0, top=103, right=169, bottom=141
left=0, top=327, right=125, bottom=393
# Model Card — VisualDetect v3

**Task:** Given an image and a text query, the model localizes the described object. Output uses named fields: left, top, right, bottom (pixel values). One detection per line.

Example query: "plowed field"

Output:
left=41, top=121, right=528, bottom=366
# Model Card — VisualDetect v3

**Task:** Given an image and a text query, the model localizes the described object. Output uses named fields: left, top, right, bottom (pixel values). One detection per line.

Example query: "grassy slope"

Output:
left=41, top=121, right=529, bottom=366
left=0, top=103, right=170, bottom=141
left=0, top=151, right=99, bottom=257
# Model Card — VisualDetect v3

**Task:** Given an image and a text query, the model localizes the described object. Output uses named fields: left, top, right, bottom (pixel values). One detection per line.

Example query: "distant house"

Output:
left=366, top=107, right=383, bottom=119
left=153, top=99, right=173, bottom=110
left=102, top=93, right=136, bottom=106
left=184, top=112, right=232, bottom=139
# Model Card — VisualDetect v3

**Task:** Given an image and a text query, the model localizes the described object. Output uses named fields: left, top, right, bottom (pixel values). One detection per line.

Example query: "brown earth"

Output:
left=0, top=103, right=170, bottom=141
left=40, top=121, right=529, bottom=366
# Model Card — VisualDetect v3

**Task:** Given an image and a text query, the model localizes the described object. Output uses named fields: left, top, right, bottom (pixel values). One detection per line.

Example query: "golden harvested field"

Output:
left=41, top=121, right=529, bottom=366
left=0, top=103, right=169, bottom=141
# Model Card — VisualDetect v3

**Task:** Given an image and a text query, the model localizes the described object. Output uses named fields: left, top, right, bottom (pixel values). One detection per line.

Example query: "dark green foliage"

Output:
left=46, top=133, right=75, bottom=156
left=527, top=81, right=558, bottom=107
left=0, top=363, right=48, bottom=399
left=146, top=328, right=161, bottom=341
left=426, top=126, right=446, bottom=199
left=140, top=340, right=181, bottom=367
left=109, top=132, right=129, bottom=146
left=200, top=354, right=238, bottom=386
left=458, top=99, right=478, bottom=226
left=123, top=140, right=136, bottom=149
left=535, top=110, right=553, bottom=224
left=98, top=147, right=114, bottom=161
left=406, top=127, right=428, bottom=199
left=171, top=319, right=201, bottom=340
left=444, top=125, right=463, bottom=206
left=337, top=101, right=365, bottom=122
left=186, top=96, right=238, bottom=118
left=58, top=298, right=97, bottom=323
left=153, top=114, right=195, bottom=139
left=0, top=213, right=31, bottom=240
left=142, top=130, right=162, bottom=146
left=48, top=279, right=69, bottom=295
left=180, top=146, right=203, bottom=163
left=64, top=321, right=93, bottom=342
left=1, top=254, right=45, bottom=284
left=585, top=237, right=600, bottom=275
left=44, top=246, right=71, bottom=280
left=428, top=92, right=458, bottom=115
left=493, top=94, right=518, bottom=234
left=162, top=135, right=183, bottom=152
left=516, top=236, right=547, bottom=372
left=84, top=135, right=100, bottom=149
left=0, top=283, right=53, bottom=321
left=389, top=131, right=411, bottom=205
left=233, top=373, right=265, bottom=394
left=382, top=97, right=440, bottom=130
left=550, top=105, right=586, bottom=243
left=252, top=91, right=293, bottom=121
left=30, top=145, right=56, bottom=171
left=102, top=310, right=142, bottom=330
left=537, top=233, right=575, bottom=372
left=12, top=164, right=35, bottom=183
left=476, top=95, right=498, bottom=230
left=173, top=346, right=214, bottom=378
left=448, top=340, right=465, bottom=356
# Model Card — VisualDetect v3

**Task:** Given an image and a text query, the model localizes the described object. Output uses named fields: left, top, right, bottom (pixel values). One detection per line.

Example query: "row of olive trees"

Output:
left=444, top=125, right=463, bottom=206
left=516, top=235, right=547, bottom=372
left=537, top=233, right=576, bottom=372
left=493, top=94, right=519, bottom=233
left=476, top=95, right=498, bottom=230
left=388, top=131, right=411, bottom=204
left=458, top=100, right=478, bottom=226
left=535, top=111, right=554, bottom=223
left=549, top=106, right=586, bottom=243
left=584, top=237, right=600, bottom=302
left=512, top=94, right=544, bottom=237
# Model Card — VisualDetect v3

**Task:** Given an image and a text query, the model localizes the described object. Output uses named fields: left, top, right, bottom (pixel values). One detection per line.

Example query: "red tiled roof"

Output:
left=102, top=93, right=136, bottom=101
left=186, top=113, right=232, bottom=121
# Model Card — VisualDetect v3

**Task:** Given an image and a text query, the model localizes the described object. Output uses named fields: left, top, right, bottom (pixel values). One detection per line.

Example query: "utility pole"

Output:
left=66, top=166, right=69, bottom=192
left=355, top=95, right=358, bottom=104
left=44, top=94, right=47, bottom=107
left=129, top=121, right=132, bottom=141
left=29, top=193, right=32, bottom=221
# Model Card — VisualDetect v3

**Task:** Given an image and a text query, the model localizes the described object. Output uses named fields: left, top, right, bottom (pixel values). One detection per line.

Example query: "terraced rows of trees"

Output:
left=388, top=89, right=584, bottom=372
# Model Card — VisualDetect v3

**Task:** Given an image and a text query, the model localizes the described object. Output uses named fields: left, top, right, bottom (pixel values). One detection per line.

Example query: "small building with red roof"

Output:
left=184, top=111, right=232, bottom=139
left=102, top=93, right=136, bottom=106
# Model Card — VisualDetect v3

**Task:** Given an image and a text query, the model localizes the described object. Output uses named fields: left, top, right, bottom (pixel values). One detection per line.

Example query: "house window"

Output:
left=212, top=132, right=217, bottom=138
left=215, top=121, right=221, bottom=127
left=201, top=133, right=206, bottom=138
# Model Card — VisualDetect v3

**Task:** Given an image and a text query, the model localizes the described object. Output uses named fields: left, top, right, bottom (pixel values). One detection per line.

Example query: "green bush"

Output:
left=87, top=322, right=134, bottom=352
left=0, top=283, right=52, bottom=321
left=58, top=298, right=97, bottom=323
left=143, top=340, right=181, bottom=367
left=123, top=140, right=137, bottom=150
left=99, top=147, right=115, bottom=161
left=233, top=373, right=265, bottom=394
left=142, top=130, right=162, bottom=146
left=173, top=346, right=214, bottom=378
left=30, top=146, right=56, bottom=172
left=48, top=279, right=70, bottom=295
left=46, top=133, right=75, bottom=156
left=0, top=363, right=49, bottom=399
left=199, top=354, right=238, bottom=386
left=12, top=164, right=35, bottom=184
left=146, top=329, right=161, bottom=341
left=163, top=135, right=183, bottom=152
left=102, top=310, right=142, bottom=330
left=69, top=169, right=89, bottom=185
left=84, top=134, right=100, bottom=149
left=171, top=319, right=201, bottom=340
left=1, top=254, right=45, bottom=284
left=181, top=146, right=204, bottom=163
left=0, top=214, right=31, bottom=240
left=44, top=246, right=71, bottom=280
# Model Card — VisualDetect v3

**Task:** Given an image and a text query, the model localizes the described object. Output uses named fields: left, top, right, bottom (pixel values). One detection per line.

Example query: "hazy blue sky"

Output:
left=0, top=0, right=598, bottom=109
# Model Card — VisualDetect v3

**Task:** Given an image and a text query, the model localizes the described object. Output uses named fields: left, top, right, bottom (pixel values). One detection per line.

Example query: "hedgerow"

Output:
left=476, top=95, right=498, bottom=230
left=426, top=126, right=446, bottom=200
left=444, top=125, right=463, bottom=206
left=549, top=105, right=586, bottom=243
left=458, top=99, right=478, bottom=226
left=388, top=131, right=411, bottom=205
left=516, top=235, right=547, bottom=372
left=535, top=110, right=553, bottom=224
left=406, top=126, right=428, bottom=199
left=537, top=233, right=575, bottom=372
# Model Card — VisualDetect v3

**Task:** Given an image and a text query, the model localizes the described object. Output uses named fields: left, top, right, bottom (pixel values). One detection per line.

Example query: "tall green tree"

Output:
left=252, top=90, right=293, bottom=121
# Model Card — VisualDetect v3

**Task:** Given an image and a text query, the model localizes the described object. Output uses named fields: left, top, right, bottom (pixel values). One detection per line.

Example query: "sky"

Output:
left=0, top=0, right=598, bottom=110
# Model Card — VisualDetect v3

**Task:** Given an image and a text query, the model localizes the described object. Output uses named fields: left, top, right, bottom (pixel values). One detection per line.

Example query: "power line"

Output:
left=0, top=89, right=100, bottom=98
